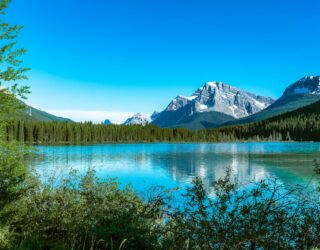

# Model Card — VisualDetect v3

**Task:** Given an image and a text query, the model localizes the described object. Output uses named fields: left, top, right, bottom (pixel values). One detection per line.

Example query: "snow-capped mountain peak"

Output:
left=165, top=95, right=196, bottom=111
left=162, top=81, right=274, bottom=119
left=284, top=76, right=320, bottom=96
left=196, top=81, right=274, bottom=118
left=123, top=113, right=151, bottom=126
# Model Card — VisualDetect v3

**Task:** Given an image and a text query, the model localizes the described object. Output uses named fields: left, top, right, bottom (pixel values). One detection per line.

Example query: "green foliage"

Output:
left=11, top=170, right=166, bottom=249
left=0, top=2, right=29, bottom=107
left=0, top=2, right=32, bottom=250
left=0, top=142, right=31, bottom=213
left=0, top=225, right=13, bottom=250
left=163, top=171, right=320, bottom=249
left=0, top=1, right=29, bottom=84
left=0, top=0, right=29, bottom=141
left=3, top=121, right=211, bottom=144
left=1, top=167, right=319, bottom=249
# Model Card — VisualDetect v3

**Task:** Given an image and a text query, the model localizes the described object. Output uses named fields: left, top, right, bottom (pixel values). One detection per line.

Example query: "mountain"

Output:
left=19, top=103, right=72, bottom=122
left=226, top=76, right=320, bottom=126
left=215, top=98, right=320, bottom=141
left=124, top=113, right=151, bottom=125
left=150, top=111, right=160, bottom=121
left=104, top=119, right=112, bottom=125
left=152, top=81, right=275, bottom=130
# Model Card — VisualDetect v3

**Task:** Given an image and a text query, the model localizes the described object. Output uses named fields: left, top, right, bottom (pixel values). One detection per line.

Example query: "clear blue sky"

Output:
left=7, top=0, right=320, bottom=122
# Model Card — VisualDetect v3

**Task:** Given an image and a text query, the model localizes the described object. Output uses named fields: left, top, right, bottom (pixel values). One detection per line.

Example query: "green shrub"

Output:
left=6, top=167, right=320, bottom=250
left=163, top=169, right=320, bottom=249
left=12, top=170, right=166, bottom=249
left=0, top=225, right=13, bottom=250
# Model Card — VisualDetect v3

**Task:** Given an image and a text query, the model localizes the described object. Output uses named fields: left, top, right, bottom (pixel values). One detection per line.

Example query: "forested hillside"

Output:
left=18, top=102, right=73, bottom=122
left=3, top=99, right=320, bottom=144
left=215, top=98, right=320, bottom=141
left=225, top=76, right=320, bottom=127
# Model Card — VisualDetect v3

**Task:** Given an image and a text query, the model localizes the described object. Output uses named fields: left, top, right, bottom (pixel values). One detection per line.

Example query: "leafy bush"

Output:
left=163, top=169, right=320, bottom=249
left=2, top=167, right=318, bottom=250
left=11, top=170, right=166, bottom=249
left=0, top=225, right=13, bottom=250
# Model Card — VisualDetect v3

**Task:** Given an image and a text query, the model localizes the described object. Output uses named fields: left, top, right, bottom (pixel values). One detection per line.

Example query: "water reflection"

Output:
left=32, top=142, right=320, bottom=192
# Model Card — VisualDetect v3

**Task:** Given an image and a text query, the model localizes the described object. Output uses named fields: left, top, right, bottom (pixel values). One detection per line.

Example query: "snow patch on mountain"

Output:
left=294, top=87, right=310, bottom=94
left=181, top=95, right=198, bottom=101
left=165, top=96, right=195, bottom=111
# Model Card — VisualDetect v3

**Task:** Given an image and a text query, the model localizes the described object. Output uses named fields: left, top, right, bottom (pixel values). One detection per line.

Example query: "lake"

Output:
left=32, top=142, right=320, bottom=194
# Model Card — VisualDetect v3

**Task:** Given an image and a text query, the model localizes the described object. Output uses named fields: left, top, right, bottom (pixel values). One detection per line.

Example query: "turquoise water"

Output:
left=32, top=142, right=320, bottom=193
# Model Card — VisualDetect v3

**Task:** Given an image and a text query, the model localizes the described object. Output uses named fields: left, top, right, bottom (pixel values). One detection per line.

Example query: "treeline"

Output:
left=2, top=116, right=319, bottom=144
left=4, top=100, right=320, bottom=144
left=213, top=114, right=320, bottom=142
left=4, top=120, right=232, bottom=143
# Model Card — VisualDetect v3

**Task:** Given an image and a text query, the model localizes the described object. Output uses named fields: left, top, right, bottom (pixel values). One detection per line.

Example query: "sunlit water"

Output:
left=31, top=142, right=320, bottom=195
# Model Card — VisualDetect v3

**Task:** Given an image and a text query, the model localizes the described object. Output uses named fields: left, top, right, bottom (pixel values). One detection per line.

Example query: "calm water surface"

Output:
left=32, top=142, right=320, bottom=193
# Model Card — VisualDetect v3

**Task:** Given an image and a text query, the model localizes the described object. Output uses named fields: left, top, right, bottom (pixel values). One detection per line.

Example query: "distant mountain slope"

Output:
left=104, top=119, right=112, bottom=125
left=226, top=76, right=320, bottom=126
left=269, top=98, right=320, bottom=118
left=19, top=103, right=72, bottom=122
left=170, top=111, right=236, bottom=130
left=152, top=81, right=274, bottom=130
